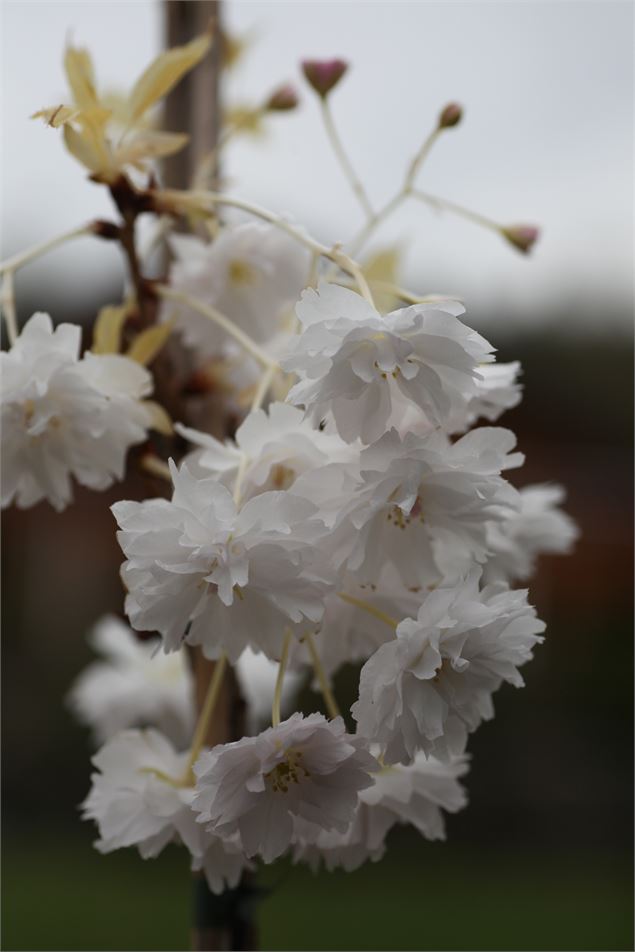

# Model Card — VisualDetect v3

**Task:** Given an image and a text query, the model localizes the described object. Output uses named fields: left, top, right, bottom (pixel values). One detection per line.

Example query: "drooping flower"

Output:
left=193, top=713, right=378, bottom=863
left=290, top=426, right=523, bottom=589
left=1, top=313, right=154, bottom=511
left=484, top=484, right=578, bottom=583
left=281, top=283, right=495, bottom=444
left=81, top=728, right=251, bottom=894
left=352, top=572, right=545, bottom=763
left=163, top=222, right=310, bottom=357
left=347, top=427, right=523, bottom=586
left=292, top=751, right=469, bottom=872
left=112, top=460, right=332, bottom=662
left=67, top=615, right=195, bottom=747
left=176, top=401, right=353, bottom=500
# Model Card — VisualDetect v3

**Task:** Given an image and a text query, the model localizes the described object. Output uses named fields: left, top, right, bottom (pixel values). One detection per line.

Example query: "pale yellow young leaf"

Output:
left=220, top=28, right=254, bottom=70
left=77, top=105, right=114, bottom=173
left=100, top=89, right=155, bottom=130
left=31, top=104, right=80, bottom=128
left=127, top=34, right=212, bottom=124
left=62, top=122, right=104, bottom=173
left=64, top=46, right=99, bottom=110
left=363, top=246, right=404, bottom=312
left=126, top=321, right=174, bottom=366
left=224, top=104, right=265, bottom=138
left=92, top=303, right=130, bottom=355
left=115, top=130, right=189, bottom=170
left=141, top=400, right=173, bottom=436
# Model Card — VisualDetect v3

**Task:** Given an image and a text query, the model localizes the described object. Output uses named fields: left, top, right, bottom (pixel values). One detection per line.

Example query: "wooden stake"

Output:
left=163, top=4, right=258, bottom=949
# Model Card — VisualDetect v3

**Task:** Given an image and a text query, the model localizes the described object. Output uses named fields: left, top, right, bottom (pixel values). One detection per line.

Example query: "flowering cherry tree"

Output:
left=1, top=18, right=578, bottom=952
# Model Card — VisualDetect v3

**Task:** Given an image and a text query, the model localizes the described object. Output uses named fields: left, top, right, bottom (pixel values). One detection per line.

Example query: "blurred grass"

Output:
left=2, top=829, right=632, bottom=951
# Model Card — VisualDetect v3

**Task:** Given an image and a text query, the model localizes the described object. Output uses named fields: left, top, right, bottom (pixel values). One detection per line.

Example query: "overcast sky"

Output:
left=1, top=1, right=633, bottom=333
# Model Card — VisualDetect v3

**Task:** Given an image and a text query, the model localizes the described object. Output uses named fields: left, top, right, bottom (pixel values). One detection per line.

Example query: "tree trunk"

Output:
left=163, top=4, right=258, bottom=950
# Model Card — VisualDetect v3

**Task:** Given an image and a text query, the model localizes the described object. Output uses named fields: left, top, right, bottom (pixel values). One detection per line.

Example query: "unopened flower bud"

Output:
left=91, top=219, right=121, bottom=241
left=266, top=84, right=300, bottom=112
left=501, top=225, right=540, bottom=254
left=301, top=59, right=348, bottom=98
left=438, top=102, right=463, bottom=129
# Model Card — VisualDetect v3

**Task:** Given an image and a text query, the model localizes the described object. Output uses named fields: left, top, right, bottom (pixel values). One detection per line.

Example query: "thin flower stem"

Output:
left=332, top=250, right=375, bottom=307
left=336, top=276, right=461, bottom=307
left=345, top=125, right=441, bottom=258
left=159, top=189, right=374, bottom=301
left=404, top=127, right=442, bottom=192
left=232, top=362, right=278, bottom=506
left=346, top=191, right=406, bottom=258
left=304, top=630, right=341, bottom=720
left=337, top=592, right=398, bottom=629
left=272, top=629, right=293, bottom=727
left=140, top=455, right=172, bottom=482
left=410, top=188, right=502, bottom=234
left=320, top=98, right=374, bottom=220
left=183, top=652, right=228, bottom=781
left=156, top=285, right=276, bottom=370
left=1, top=272, right=18, bottom=345
left=0, top=223, right=93, bottom=274
left=250, top=362, right=277, bottom=413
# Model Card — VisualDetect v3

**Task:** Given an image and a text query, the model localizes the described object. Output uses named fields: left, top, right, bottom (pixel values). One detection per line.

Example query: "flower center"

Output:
left=386, top=495, right=424, bottom=529
left=265, top=749, right=310, bottom=793
left=228, top=259, right=257, bottom=286
left=270, top=463, right=295, bottom=490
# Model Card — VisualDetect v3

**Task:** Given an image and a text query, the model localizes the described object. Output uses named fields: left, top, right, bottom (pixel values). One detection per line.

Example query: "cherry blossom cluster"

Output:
left=1, top=33, right=578, bottom=902
left=71, top=252, right=574, bottom=885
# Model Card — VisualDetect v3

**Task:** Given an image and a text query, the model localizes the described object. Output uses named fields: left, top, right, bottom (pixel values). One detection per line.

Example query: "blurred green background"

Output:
left=2, top=327, right=633, bottom=951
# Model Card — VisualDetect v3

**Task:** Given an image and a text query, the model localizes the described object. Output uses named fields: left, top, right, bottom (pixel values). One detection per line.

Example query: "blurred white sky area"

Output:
left=1, top=1, right=633, bottom=332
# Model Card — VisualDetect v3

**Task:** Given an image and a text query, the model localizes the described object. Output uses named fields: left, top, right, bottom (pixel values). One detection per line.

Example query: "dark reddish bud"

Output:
left=301, top=59, right=348, bottom=98
left=266, top=84, right=300, bottom=112
left=438, top=102, right=463, bottom=129
left=91, top=219, right=121, bottom=240
left=501, top=225, right=540, bottom=254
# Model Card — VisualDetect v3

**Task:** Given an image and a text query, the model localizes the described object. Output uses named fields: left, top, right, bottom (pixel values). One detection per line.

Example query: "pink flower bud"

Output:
left=438, top=102, right=463, bottom=129
left=301, top=58, right=348, bottom=98
left=501, top=225, right=540, bottom=254
left=266, top=84, right=300, bottom=112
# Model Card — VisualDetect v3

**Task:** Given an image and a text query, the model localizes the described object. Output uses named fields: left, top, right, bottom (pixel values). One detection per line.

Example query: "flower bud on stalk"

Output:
left=302, top=58, right=348, bottom=98
left=501, top=224, right=540, bottom=254
left=266, top=84, right=300, bottom=112
left=438, top=102, right=463, bottom=129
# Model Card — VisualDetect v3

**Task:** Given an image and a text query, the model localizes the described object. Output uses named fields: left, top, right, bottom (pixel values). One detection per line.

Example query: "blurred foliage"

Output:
left=2, top=828, right=632, bottom=951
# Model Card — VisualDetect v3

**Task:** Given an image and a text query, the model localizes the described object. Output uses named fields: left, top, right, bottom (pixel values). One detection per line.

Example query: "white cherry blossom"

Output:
left=352, top=572, right=545, bottom=763
left=82, top=728, right=250, bottom=894
left=484, top=483, right=578, bottom=583
left=292, top=751, right=469, bottom=871
left=193, top=713, right=378, bottom=863
left=281, top=283, right=495, bottom=444
left=163, top=221, right=310, bottom=356
left=291, top=426, right=523, bottom=588
left=1, top=313, right=154, bottom=511
left=67, top=615, right=195, bottom=748
left=176, top=401, right=353, bottom=501
left=112, top=460, right=332, bottom=662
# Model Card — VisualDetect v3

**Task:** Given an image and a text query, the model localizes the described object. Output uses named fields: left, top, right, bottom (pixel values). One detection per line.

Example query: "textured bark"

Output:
left=163, top=4, right=258, bottom=950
